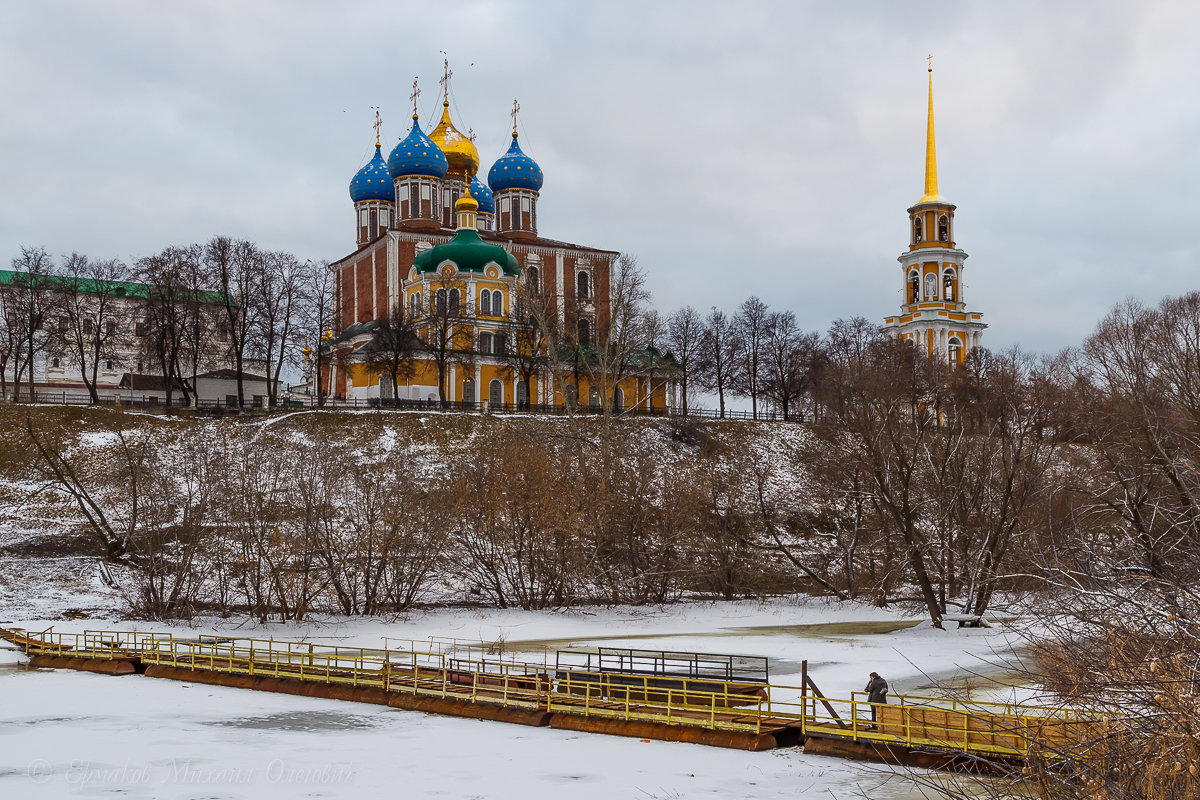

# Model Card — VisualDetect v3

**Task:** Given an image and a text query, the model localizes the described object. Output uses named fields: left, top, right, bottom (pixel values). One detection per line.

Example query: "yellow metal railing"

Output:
left=1, top=627, right=1101, bottom=760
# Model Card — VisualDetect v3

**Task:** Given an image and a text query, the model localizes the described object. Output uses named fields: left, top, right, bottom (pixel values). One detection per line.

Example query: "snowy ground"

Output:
left=0, top=600, right=1015, bottom=799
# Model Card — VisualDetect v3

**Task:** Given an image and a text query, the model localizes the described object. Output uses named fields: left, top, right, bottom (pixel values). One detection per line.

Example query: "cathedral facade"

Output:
left=324, top=74, right=672, bottom=412
left=884, top=67, right=986, bottom=362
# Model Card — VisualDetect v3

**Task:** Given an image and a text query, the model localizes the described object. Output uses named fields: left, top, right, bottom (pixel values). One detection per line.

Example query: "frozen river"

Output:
left=0, top=599, right=1012, bottom=799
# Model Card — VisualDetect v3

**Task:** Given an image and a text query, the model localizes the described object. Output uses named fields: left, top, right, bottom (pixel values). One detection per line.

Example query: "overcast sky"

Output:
left=2, top=1, right=1198, bottom=356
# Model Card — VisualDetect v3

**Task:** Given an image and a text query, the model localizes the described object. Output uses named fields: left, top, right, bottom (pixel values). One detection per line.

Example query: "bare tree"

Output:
left=53, top=253, right=132, bottom=402
left=665, top=305, right=703, bottom=413
left=698, top=307, right=741, bottom=418
left=254, top=249, right=304, bottom=406
left=298, top=259, right=336, bottom=405
left=418, top=275, right=472, bottom=407
left=578, top=253, right=651, bottom=414
left=760, top=310, right=816, bottom=420
left=732, top=296, right=769, bottom=418
left=361, top=302, right=419, bottom=401
left=204, top=236, right=260, bottom=406
left=4, top=247, right=58, bottom=401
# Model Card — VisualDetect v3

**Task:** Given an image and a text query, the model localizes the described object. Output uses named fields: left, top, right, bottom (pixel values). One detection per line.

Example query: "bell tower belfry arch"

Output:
left=884, top=60, right=986, bottom=365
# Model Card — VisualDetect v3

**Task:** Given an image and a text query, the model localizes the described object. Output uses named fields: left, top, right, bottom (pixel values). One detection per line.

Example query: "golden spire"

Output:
left=920, top=55, right=942, bottom=203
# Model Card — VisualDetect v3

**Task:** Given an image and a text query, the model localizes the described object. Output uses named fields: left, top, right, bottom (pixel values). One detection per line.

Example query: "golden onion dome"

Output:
left=455, top=180, right=479, bottom=214
left=428, top=100, right=479, bottom=178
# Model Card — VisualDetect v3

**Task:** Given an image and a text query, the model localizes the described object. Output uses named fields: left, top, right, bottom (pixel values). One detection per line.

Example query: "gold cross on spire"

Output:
left=468, top=127, right=476, bottom=142
left=927, top=53, right=933, bottom=72
left=372, top=108, right=383, bottom=145
left=409, top=77, right=420, bottom=117
left=440, top=58, right=452, bottom=102
left=511, top=98, right=520, bottom=135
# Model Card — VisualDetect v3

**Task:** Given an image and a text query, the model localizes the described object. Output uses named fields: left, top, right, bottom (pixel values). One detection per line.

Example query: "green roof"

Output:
left=411, top=228, right=520, bottom=276
left=0, top=269, right=228, bottom=305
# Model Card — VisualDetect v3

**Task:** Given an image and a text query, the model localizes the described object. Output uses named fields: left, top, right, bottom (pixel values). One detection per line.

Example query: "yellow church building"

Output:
left=322, top=66, right=677, bottom=412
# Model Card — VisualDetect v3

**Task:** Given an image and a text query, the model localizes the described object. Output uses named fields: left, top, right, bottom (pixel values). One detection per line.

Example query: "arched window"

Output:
left=51, top=357, right=60, bottom=369
left=526, top=266, right=540, bottom=294
left=409, top=292, right=421, bottom=317
left=913, top=217, right=923, bottom=243
left=577, top=317, right=592, bottom=347
left=588, top=385, right=601, bottom=410
left=938, top=215, right=949, bottom=242
left=943, top=268, right=956, bottom=302
left=948, top=337, right=962, bottom=366
left=479, top=332, right=492, bottom=354
left=435, top=288, right=447, bottom=315
left=480, top=289, right=491, bottom=316
left=448, top=288, right=461, bottom=315
left=924, top=273, right=938, bottom=300
left=565, top=383, right=578, bottom=407
left=489, top=379, right=503, bottom=408
left=462, top=377, right=475, bottom=404
left=614, top=386, right=624, bottom=413
left=909, top=270, right=920, bottom=303
left=491, top=290, right=503, bottom=316
left=516, top=380, right=529, bottom=408
left=577, top=271, right=590, bottom=299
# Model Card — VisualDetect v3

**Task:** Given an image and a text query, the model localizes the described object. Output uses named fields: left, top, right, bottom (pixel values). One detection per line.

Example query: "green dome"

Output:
left=412, top=228, right=520, bottom=275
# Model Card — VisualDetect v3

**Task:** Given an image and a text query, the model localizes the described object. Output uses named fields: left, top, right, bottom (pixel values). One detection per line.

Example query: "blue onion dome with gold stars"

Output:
left=470, top=174, right=494, bottom=215
left=488, top=132, right=544, bottom=193
left=387, top=115, right=449, bottom=179
left=349, top=144, right=394, bottom=203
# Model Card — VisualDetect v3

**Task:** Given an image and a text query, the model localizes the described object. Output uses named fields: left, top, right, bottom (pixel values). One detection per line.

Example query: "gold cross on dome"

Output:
left=440, top=58, right=452, bottom=101
left=927, top=53, right=933, bottom=72
left=468, top=127, right=476, bottom=142
left=372, top=108, right=383, bottom=144
left=511, top=98, right=520, bottom=134
left=409, top=78, right=420, bottom=116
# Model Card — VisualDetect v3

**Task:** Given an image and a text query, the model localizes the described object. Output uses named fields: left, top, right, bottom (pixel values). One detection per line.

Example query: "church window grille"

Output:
left=938, top=215, right=949, bottom=242
left=480, top=289, right=491, bottom=316
left=948, top=337, right=962, bottom=366
left=409, top=293, right=421, bottom=317
left=491, top=290, right=503, bottom=315
left=913, top=217, right=923, bottom=243
left=924, top=273, right=938, bottom=300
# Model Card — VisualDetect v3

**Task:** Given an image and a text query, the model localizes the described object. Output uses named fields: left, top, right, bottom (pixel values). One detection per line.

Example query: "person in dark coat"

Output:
left=865, top=672, right=889, bottom=723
